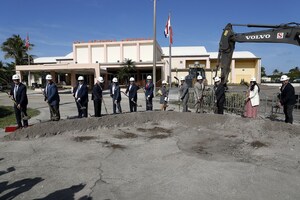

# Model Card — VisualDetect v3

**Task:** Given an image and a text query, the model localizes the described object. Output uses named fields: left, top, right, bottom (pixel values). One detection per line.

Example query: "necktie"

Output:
left=14, top=85, right=18, bottom=99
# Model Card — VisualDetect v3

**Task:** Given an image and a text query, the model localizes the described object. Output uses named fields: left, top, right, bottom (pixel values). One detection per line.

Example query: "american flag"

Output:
left=164, top=15, right=173, bottom=44
left=25, top=34, right=30, bottom=49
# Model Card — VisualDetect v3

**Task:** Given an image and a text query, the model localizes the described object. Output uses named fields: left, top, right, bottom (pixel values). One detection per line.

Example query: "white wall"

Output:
left=91, top=46, right=105, bottom=63
left=107, top=45, right=121, bottom=63
left=123, top=45, right=137, bottom=61
left=140, top=44, right=153, bottom=62
left=76, top=46, right=89, bottom=63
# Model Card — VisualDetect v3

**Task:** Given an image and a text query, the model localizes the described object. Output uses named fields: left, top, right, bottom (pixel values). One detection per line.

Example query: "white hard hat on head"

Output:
left=129, top=77, right=135, bottom=82
left=280, top=75, right=289, bottom=81
left=46, top=74, right=52, bottom=80
left=78, top=76, right=84, bottom=81
left=12, top=74, right=20, bottom=80
left=250, top=77, right=256, bottom=82
left=197, top=75, right=203, bottom=80
left=98, top=76, right=104, bottom=83
left=180, top=76, right=185, bottom=81
left=162, top=80, right=168, bottom=84
left=147, top=75, right=152, bottom=80
left=214, top=77, right=221, bottom=82
left=112, top=77, right=118, bottom=83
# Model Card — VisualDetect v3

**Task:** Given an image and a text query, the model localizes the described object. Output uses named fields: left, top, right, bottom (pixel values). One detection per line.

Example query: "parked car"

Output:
left=293, top=78, right=300, bottom=83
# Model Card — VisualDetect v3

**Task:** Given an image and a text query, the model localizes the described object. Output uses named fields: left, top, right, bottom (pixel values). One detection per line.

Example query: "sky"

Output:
left=0, top=0, right=299, bottom=75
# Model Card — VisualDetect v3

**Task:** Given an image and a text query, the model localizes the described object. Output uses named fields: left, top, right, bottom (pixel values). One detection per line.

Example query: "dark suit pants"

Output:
left=49, top=104, right=60, bottom=121
left=14, top=105, right=28, bottom=127
left=76, top=101, right=88, bottom=118
left=217, top=101, right=224, bottom=114
left=94, top=100, right=102, bottom=117
left=146, top=97, right=153, bottom=111
left=284, top=104, right=294, bottom=124
left=113, top=100, right=122, bottom=114
left=129, top=99, right=137, bottom=112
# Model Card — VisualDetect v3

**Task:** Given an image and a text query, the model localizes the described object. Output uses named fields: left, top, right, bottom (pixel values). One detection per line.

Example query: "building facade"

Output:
left=15, top=39, right=261, bottom=88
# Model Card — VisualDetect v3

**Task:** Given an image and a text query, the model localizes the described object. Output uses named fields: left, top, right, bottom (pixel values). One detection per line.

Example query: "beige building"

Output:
left=16, top=38, right=261, bottom=88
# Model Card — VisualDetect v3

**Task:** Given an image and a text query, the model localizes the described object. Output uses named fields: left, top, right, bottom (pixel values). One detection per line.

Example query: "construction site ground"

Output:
left=0, top=85, right=300, bottom=200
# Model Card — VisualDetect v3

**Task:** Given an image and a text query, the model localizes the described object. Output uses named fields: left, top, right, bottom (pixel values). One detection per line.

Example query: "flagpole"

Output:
left=27, top=33, right=31, bottom=87
left=152, top=0, right=157, bottom=96
left=168, top=12, right=172, bottom=90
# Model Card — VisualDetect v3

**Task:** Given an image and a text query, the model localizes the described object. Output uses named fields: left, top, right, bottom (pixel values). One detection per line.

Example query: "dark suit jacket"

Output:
left=92, top=83, right=103, bottom=101
left=280, top=83, right=296, bottom=105
left=10, top=83, right=28, bottom=107
left=125, top=84, right=139, bottom=100
left=45, top=83, right=60, bottom=106
left=110, top=84, right=121, bottom=102
left=215, top=84, right=225, bottom=103
left=145, top=82, right=154, bottom=98
left=73, top=83, right=88, bottom=104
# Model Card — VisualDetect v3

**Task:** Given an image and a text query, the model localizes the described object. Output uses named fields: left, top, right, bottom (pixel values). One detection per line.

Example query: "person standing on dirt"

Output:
left=125, top=77, right=139, bottom=112
left=194, top=75, right=205, bottom=113
left=145, top=75, right=154, bottom=111
left=214, top=77, right=225, bottom=114
left=9, top=74, right=29, bottom=129
left=44, top=74, right=60, bottom=121
left=110, top=77, right=122, bottom=114
left=244, top=77, right=260, bottom=118
left=279, top=75, right=296, bottom=124
left=73, top=76, right=88, bottom=118
left=179, top=77, right=189, bottom=112
left=92, top=76, right=104, bottom=117
left=160, top=80, right=169, bottom=111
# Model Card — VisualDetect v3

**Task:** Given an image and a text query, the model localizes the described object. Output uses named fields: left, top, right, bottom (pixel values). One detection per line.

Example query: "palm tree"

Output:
left=0, top=61, right=14, bottom=84
left=1, top=34, right=34, bottom=66
left=117, top=59, right=136, bottom=84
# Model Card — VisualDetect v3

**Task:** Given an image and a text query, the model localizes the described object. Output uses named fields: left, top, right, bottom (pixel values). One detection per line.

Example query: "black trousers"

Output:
left=129, top=99, right=137, bottom=112
left=49, top=104, right=60, bottom=121
left=284, top=104, right=294, bottom=124
left=146, top=97, right=153, bottom=111
left=76, top=101, right=88, bottom=118
left=217, top=101, right=224, bottom=114
left=14, top=104, right=28, bottom=127
left=94, top=100, right=102, bottom=117
left=113, top=100, right=122, bottom=114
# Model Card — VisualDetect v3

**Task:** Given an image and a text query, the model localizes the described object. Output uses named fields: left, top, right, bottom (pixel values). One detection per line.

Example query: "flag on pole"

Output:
left=25, top=33, right=30, bottom=49
left=164, top=15, right=173, bottom=44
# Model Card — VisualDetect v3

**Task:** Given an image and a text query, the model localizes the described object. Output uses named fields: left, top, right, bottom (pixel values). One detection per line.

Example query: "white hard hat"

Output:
left=197, top=75, right=203, bottom=80
left=46, top=74, right=52, bottom=80
left=162, top=80, right=168, bottom=84
left=129, top=77, right=135, bottom=82
left=12, top=74, right=20, bottom=80
left=147, top=75, right=152, bottom=80
left=214, top=77, right=221, bottom=82
left=180, top=76, right=185, bottom=81
left=112, top=77, right=118, bottom=83
left=78, top=76, right=84, bottom=81
left=250, top=77, right=256, bottom=82
left=280, top=75, right=289, bottom=81
left=98, top=76, right=104, bottom=83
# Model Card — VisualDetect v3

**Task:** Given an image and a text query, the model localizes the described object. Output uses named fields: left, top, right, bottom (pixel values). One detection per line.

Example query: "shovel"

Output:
left=75, top=98, right=86, bottom=110
left=6, top=92, right=31, bottom=120
left=121, top=91, right=142, bottom=107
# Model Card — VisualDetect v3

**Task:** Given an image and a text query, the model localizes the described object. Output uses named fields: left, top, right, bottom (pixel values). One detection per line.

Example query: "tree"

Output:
left=288, top=66, right=300, bottom=80
left=261, top=66, right=266, bottom=77
left=272, top=69, right=280, bottom=76
left=0, top=61, right=14, bottom=85
left=117, top=59, right=136, bottom=84
left=1, top=34, right=34, bottom=66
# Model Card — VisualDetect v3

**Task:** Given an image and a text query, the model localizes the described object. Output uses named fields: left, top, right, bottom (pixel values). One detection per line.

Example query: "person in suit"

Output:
left=125, top=77, right=139, bottom=112
left=73, top=76, right=88, bottom=118
left=194, top=75, right=205, bottom=113
left=179, top=77, right=189, bottom=112
left=279, top=75, right=296, bottom=124
left=159, top=80, right=169, bottom=111
left=44, top=74, right=60, bottom=121
left=92, top=76, right=104, bottom=117
left=9, top=74, right=28, bottom=128
left=110, top=77, right=122, bottom=114
left=145, top=75, right=154, bottom=111
left=214, top=77, right=225, bottom=114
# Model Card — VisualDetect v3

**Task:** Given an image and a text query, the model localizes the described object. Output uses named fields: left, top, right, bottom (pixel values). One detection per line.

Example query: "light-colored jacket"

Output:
left=194, top=82, right=205, bottom=100
left=249, top=85, right=259, bottom=106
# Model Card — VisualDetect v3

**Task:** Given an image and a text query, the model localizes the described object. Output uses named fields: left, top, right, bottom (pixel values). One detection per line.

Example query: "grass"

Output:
left=0, top=106, right=40, bottom=128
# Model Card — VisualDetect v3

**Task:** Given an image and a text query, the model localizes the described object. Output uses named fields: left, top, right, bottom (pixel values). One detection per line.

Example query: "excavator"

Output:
left=215, top=22, right=300, bottom=86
